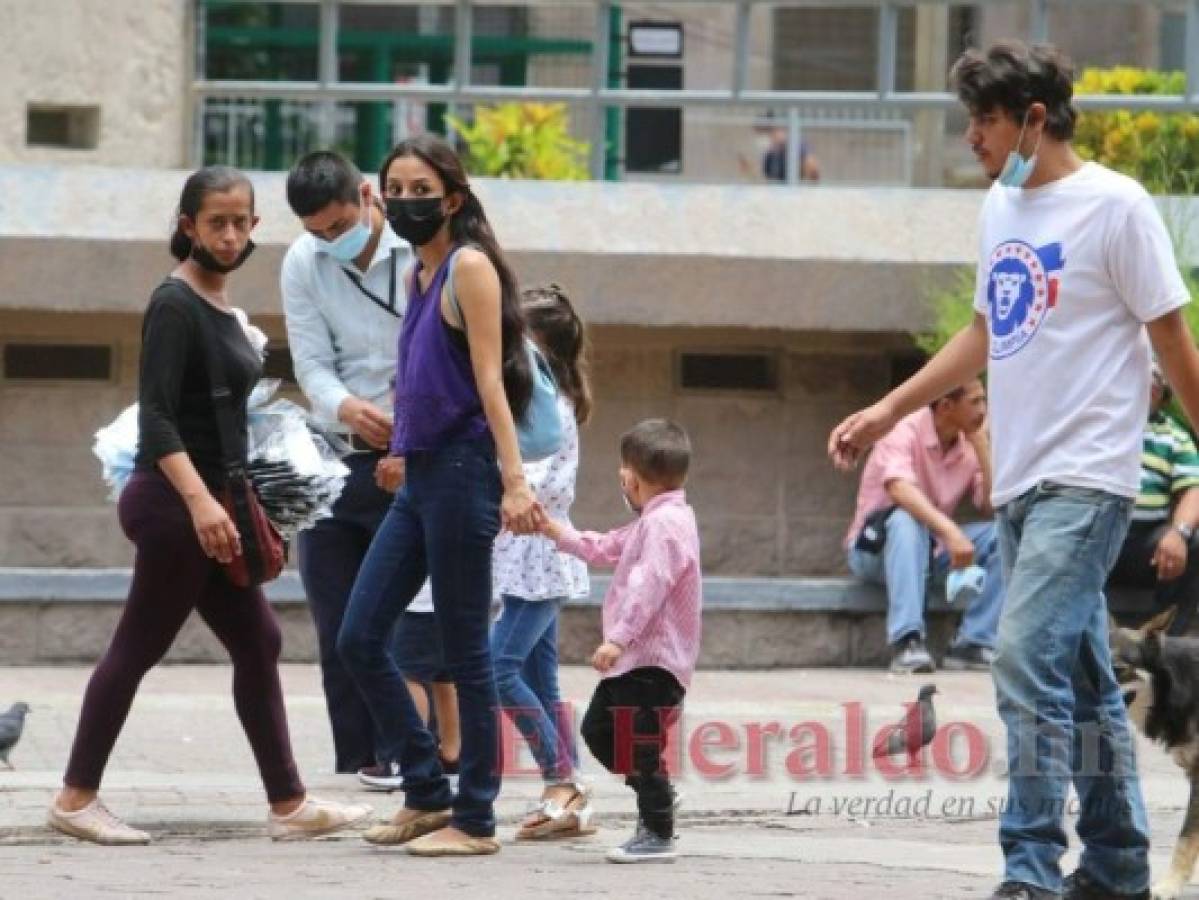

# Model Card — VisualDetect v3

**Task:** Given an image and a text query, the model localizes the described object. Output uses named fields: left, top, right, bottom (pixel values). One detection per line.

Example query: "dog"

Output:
left=1110, top=606, right=1199, bottom=899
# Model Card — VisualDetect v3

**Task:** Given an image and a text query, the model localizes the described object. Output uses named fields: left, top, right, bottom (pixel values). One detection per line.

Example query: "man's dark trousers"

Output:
left=1110, top=520, right=1199, bottom=635
left=297, top=451, right=397, bottom=772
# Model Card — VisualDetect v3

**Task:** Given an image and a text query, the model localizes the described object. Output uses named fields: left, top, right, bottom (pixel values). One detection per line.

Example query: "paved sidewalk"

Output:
left=1, top=665, right=1197, bottom=898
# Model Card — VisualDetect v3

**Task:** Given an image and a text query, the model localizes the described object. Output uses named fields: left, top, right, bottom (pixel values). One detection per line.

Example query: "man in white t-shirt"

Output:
left=830, top=41, right=1199, bottom=900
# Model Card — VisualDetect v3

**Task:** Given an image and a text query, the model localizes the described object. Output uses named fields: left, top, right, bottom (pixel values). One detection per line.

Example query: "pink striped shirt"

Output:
left=555, top=490, right=703, bottom=689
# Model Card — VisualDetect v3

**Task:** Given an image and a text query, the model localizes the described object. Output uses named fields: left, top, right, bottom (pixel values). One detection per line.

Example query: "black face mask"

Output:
left=385, top=197, right=447, bottom=247
left=191, top=239, right=256, bottom=274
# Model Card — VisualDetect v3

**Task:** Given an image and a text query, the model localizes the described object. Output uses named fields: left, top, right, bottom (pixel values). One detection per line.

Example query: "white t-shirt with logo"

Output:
left=973, top=162, right=1190, bottom=507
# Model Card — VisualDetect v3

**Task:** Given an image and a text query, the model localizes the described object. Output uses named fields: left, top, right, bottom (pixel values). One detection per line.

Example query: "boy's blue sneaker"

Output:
left=605, top=821, right=678, bottom=864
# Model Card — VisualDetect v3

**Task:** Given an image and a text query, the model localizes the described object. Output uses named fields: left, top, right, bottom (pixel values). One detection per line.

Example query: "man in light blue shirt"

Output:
left=282, top=151, right=411, bottom=775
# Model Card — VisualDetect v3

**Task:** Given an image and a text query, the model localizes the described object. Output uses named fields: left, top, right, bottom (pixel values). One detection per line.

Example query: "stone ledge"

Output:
left=0, top=568, right=1156, bottom=668
left=0, top=567, right=1155, bottom=613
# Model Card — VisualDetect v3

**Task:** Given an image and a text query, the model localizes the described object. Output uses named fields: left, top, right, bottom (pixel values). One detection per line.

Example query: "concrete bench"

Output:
left=0, top=568, right=1157, bottom=669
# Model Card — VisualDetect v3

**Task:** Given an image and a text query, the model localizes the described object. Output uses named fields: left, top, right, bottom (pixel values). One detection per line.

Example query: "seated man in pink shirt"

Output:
left=845, top=379, right=1005, bottom=673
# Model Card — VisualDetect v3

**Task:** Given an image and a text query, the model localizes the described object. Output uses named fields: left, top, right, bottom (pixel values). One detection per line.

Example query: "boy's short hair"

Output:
left=286, top=151, right=363, bottom=217
left=620, top=419, right=691, bottom=489
left=950, top=41, right=1078, bottom=141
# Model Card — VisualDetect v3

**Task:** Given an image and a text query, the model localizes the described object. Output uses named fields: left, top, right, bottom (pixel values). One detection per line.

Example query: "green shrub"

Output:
left=446, top=103, right=589, bottom=181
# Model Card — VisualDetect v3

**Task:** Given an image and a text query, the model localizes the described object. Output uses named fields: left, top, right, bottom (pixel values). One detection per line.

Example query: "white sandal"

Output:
left=516, top=779, right=597, bottom=840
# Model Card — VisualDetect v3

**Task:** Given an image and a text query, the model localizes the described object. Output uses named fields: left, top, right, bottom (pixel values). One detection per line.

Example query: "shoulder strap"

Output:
left=339, top=247, right=402, bottom=318
left=444, top=245, right=468, bottom=333
left=190, top=299, right=246, bottom=478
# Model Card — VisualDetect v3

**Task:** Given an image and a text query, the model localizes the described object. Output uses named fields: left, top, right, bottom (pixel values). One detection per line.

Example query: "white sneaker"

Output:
left=267, top=797, right=372, bottom=841
left=357, top=762, right=405, bottom=792
left=47, top=798, right=151, bottom=845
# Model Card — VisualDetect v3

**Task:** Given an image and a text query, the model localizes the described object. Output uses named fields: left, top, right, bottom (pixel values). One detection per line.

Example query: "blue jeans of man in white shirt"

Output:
left=992, top=482, right=1149, bottom=895
left=847, top=508, right=1005, bottom=649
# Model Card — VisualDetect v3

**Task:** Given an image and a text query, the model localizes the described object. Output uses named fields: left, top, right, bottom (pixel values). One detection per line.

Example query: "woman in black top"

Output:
left=48, top=167, right=371, bottom=845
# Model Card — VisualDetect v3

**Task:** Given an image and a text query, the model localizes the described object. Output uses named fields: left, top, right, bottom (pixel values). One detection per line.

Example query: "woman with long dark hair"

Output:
left=48, top=166, right=371, bottom=845
left=337, top=135, right=542, bottom=856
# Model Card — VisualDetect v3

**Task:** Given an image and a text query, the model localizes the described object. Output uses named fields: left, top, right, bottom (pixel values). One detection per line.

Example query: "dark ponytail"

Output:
left=522, top=284, right=592, bottom=425
left=169, top=166, right=255, bottom=261
left=379, top=136, right=533, bottom=419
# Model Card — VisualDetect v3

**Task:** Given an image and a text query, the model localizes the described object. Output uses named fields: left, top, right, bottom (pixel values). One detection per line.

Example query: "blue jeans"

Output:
left=490, top=595, right=576, bottom=783
left=992, top=482, right=1148, bottom=895
left=847, top=508, right=1005, bottom=648
left=296, top=453, right=398, bottom=773
left=337, top=438, right=502, bottom=838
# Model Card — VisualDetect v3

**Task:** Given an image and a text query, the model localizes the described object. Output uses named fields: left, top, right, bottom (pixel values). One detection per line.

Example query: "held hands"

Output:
left=537, top=518, right=564, bottom=542
left=591, top=641, right=624, bottom=673
left=1154, top=529, right=1189, bottom=582
left=375, top=455, right=406, bottom=493
left=338, top=396, right=392, bottom=450
left=828, top=400, right=899, bottom=471
left=502, top=479, right=546, bottom=535
left=188, top=493, right=241, bottom=564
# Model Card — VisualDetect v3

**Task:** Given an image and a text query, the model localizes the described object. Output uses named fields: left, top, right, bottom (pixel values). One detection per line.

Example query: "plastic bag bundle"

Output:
left=246, top=391, right=350, bottom=541
left=92, top=403, right=140, bottom=501
left=92, top=379, right=350, bottom=539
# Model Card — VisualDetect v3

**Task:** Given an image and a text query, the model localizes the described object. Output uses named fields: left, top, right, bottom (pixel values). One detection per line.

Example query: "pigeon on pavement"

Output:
left=872, top=685, right=938, bottom=761
left=0, top=702, right=30, bottom=770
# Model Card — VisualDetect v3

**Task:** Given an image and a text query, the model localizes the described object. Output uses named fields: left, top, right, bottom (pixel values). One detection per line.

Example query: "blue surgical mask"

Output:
left=316, top=194, right=372, bottom=262
left=997, top=114, right=1043, bottom=188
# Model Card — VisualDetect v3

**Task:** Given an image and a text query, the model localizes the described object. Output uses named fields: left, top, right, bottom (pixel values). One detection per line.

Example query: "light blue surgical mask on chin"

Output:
left=317, top=194, right=372, bottom=262
left=997, top=113, right=1044, bottom=188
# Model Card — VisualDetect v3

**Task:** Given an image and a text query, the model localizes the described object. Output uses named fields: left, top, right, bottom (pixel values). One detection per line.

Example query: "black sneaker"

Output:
left=943, top=643, right=996, bottom=671
left=990, top=882, right=1059, bottom=899
left=1062, top=869, right=1149, bottom=899
left=890, top=634, right=935, bottom=674
left=604, top=821, right=678, bottom=864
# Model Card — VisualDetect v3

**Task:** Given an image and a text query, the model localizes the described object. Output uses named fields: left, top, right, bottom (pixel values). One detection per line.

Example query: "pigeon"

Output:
left=0, top=702, right=30, bottom=770
left=872, top=684, right=938, bottom=761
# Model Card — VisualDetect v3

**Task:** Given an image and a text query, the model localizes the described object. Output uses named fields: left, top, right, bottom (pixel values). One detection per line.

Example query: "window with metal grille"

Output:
left=678, top=351, right=779, bottom=393
left=3, top=343, right=113, bottom=381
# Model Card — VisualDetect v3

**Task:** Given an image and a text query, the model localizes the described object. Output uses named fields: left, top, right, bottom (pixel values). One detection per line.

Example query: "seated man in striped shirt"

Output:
left=1109, top=361, right=1199, bottom=635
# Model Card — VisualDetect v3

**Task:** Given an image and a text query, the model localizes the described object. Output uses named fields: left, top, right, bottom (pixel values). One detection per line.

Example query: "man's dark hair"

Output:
left=950, top=41, right=1078, bottom=141
left=929, top=384, right=969, bottom=412
left=286, top=151, right=363, bottom=217
left=620, top=419, right=691, bottom=489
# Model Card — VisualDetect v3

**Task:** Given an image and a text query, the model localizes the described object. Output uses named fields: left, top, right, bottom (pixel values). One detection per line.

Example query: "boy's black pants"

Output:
left=580, top=666, right=684, bottom=839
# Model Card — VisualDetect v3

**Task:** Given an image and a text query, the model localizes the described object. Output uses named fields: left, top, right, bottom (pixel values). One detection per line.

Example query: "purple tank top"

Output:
left=390, top=248, right=489, bottom=454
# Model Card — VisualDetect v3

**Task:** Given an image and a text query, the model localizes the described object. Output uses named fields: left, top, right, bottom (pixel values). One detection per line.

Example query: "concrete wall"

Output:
left=0, top=166, right=992, bottom=324
left=0, top=1, right=190, bottom=168
left=0, top=308, right=902, bottom=576
left=3, top=166, right=1195, bottom=575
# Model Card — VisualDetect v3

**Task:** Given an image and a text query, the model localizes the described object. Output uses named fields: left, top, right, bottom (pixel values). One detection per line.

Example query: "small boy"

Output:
left=541, top=419, right=702, bottom=863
